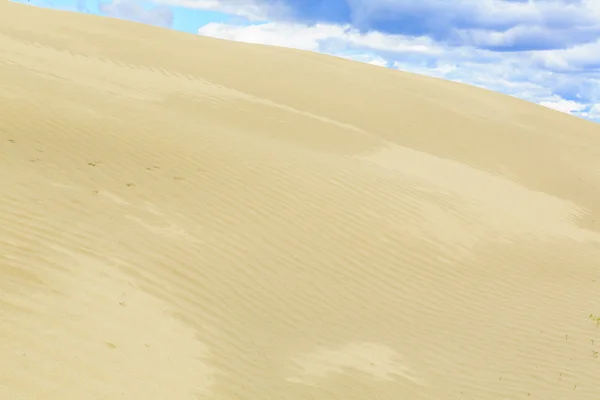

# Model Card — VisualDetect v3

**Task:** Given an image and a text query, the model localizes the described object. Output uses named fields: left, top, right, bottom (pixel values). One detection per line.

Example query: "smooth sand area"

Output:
left=1, top=2, right=600, bottom=399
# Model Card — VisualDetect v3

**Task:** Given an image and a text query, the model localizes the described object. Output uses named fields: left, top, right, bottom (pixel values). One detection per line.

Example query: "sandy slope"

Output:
left=1, top=2, right=600, bottom=399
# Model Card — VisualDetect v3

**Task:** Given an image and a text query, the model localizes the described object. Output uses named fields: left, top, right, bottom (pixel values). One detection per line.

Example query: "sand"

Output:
left=1, top=2, right=600, bottom=399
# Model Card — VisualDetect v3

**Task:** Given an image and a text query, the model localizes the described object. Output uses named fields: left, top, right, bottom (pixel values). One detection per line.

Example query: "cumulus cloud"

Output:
left=532, top=39, right=600, bottom=73
left=198, top=21, right=440, bottom=55
left=199, top=22, right=347, bottom=52
left=540, top=99, right=588, bottom=114
left=589, top=104, right=600, bottom=119
left=342, top=0, right=600, bottom=50
left=169, top=0, right=600, bottom=50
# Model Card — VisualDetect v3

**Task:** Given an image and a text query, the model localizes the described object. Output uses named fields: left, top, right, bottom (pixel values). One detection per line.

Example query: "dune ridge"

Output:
left=2, top=2, right=600, bottom=399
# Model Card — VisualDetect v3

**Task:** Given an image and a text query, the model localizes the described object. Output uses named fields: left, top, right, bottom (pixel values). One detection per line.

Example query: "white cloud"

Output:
left=198, top=20, right=399, bottom=68
left=353, top=54, right=388, bottom=67
left=532, top=39, right=600, bottom=72
left=341, top=29, right=440, bottom=55
left=589, top=104, right=600, bottom=119
left=198, top=21, right=439, bottom=55
left=540, top=99, right=588, bottom=114
left=199, top=22, right=347, bottom=51
left=344, top=0, right=600, bottom=42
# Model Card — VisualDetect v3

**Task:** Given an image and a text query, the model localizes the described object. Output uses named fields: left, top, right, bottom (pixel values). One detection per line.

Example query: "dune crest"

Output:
left=1, top=2, right=600, bottom=399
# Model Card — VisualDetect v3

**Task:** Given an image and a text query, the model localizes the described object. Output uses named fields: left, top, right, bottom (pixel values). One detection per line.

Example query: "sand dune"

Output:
left=2, top=2, right=600, bottom=399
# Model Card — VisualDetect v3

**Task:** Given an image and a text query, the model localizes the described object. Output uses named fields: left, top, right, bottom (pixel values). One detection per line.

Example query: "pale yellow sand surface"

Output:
left=2, top=2, right=600, bottom=399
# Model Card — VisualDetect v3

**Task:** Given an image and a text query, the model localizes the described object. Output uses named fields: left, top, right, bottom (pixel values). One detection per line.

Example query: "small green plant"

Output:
left=589, top=314, right=600, bottom=326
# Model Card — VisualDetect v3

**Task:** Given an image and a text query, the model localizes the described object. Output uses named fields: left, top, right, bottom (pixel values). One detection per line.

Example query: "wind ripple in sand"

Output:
left=0, top=245, right=216, bottom=399
left=2, top=3, right=600, bottom=400
left=287, top=342, right=424, bottom=386
left=360, top=143, right=600, bottom=246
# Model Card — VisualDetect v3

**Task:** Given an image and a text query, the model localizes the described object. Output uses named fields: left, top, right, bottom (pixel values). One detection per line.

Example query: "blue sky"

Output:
left=14, top=0, right=600, bottom=123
